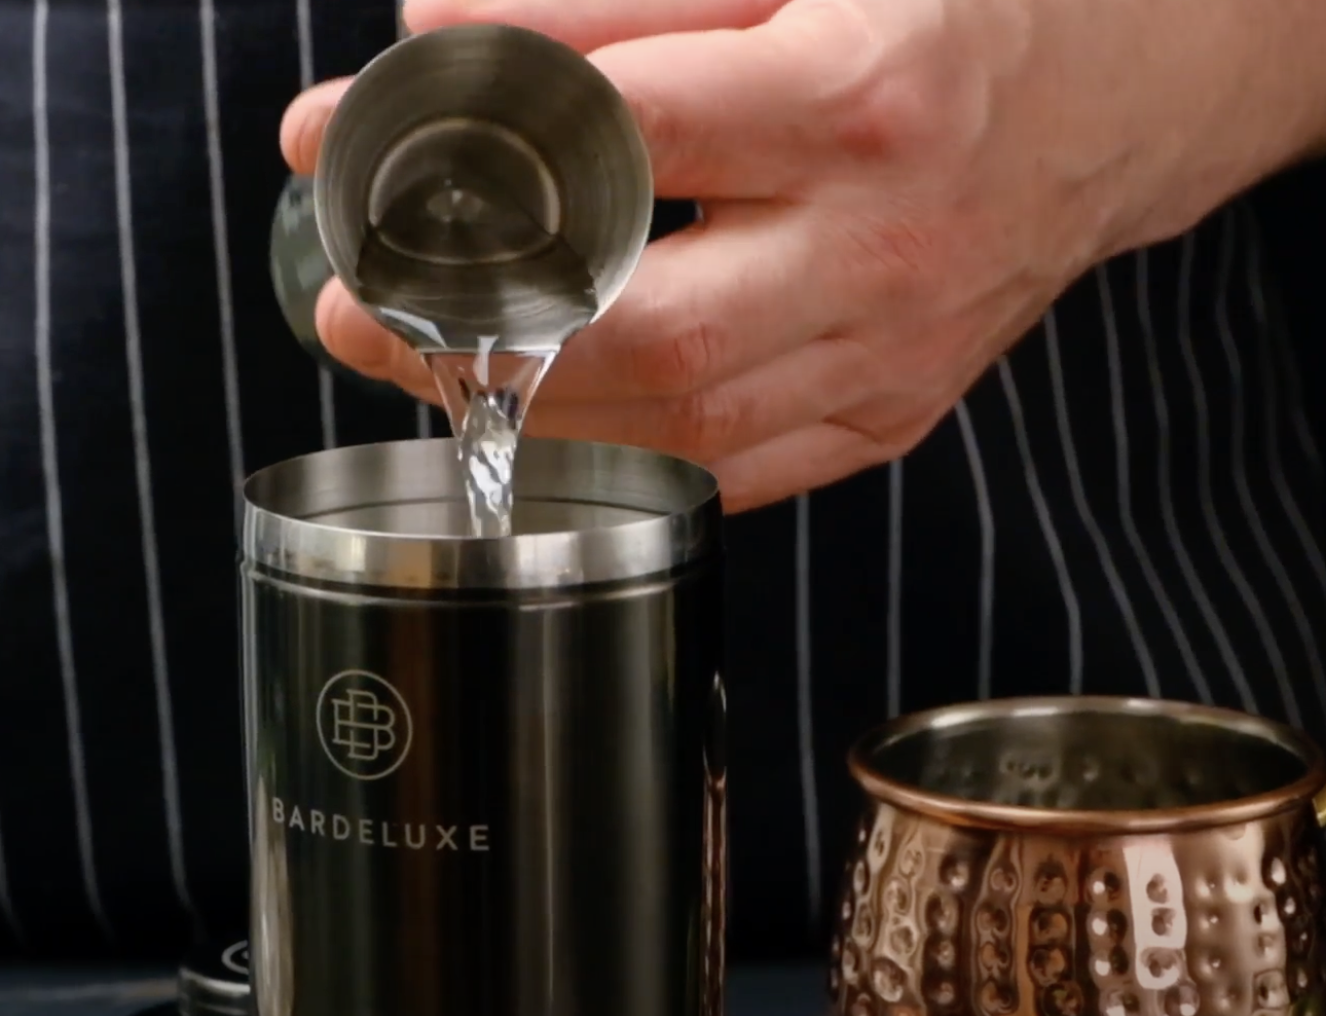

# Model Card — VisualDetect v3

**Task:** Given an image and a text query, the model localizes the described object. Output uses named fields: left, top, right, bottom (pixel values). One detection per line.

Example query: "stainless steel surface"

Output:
left=269, top=9, right=407, bottom=376
left=0, top=965, right=820, bottom=1016
left=269, top=174, right=329, bottom=363
left=242, top=438, right=725, bottom=1016
left=267, top=172, right=410, bottom=396
left=242, top=438, right=720, bottom=590
left=178, top=940, right=250, bottom=1016
left=313, top=25, right=653, bottom=354
left=831, top=696, right=1326, bottom=1016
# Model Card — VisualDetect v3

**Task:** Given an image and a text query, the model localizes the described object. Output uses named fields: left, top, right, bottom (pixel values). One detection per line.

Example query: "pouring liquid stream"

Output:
left=354, top=170, right=599, bottom=537
left=423, top=347, right=556, bottom=537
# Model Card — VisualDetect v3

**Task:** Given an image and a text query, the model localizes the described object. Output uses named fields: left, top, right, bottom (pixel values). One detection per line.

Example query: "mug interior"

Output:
left=863, top=701, right=1314, bottom=813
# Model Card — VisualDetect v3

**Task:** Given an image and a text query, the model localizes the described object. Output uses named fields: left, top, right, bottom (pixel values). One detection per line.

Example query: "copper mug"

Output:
left=832, top=697, right=1326, bottom=1016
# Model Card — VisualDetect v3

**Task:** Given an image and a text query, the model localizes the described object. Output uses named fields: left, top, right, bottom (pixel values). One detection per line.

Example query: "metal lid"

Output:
left=268, top=173, right=416, bottom=400
left=178, top=939, right=251, bottom=1016
left=269, top=174, right=329, bottom=360
left=242, top=439, right=721, bottom=590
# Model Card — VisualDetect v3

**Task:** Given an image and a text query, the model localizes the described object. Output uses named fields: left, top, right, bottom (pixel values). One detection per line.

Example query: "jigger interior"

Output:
left=314, top=24, right=654, bottom=352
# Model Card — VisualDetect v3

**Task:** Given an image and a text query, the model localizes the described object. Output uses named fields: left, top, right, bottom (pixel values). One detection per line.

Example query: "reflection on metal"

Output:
left=832, top=696, right=1326, bottom=1016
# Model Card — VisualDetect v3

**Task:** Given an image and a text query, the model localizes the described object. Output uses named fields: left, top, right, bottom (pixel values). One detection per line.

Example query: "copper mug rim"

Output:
left=848, top=695, right=1326, bottom=836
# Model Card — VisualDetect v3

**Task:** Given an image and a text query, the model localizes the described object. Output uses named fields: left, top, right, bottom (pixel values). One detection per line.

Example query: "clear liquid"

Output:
left=355, top=160, right=599, bottom=350
left=423, top=347, right=557, bottom=538
left=353, top=164, right=601, bottom=539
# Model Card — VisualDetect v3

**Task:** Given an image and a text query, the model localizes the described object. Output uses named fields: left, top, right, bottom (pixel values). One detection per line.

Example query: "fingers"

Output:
left=281, top=2, right=862, bottom=199
left=586, top=3, right=863, bottom=198
left=708, top=419, right=900, bottom=514
left=403, top=0, right=790, bottom=54
left=279, top=77, right=353, bottom=177
left=540, top=202, right=849, bottom=403
left=315, top=280, right=440, bottom=404
left=708, top=388, right=952, bottom=512
left=525, top=333, right=879, bottom=463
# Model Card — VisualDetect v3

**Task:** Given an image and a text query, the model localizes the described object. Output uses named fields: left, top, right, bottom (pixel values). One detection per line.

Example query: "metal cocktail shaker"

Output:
left=240, top=439, right=726, bottom=1016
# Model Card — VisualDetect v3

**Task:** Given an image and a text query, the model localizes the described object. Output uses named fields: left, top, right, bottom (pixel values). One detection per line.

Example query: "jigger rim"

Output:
left=849, top=695, right=1326, bottom=835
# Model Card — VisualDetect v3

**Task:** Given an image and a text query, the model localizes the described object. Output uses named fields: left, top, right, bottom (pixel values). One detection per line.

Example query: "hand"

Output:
left=281, top=0, right=1326, bottom=513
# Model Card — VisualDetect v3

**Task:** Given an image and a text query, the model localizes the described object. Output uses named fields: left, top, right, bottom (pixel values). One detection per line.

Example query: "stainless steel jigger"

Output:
left=313, top=25, right=654, bottom=355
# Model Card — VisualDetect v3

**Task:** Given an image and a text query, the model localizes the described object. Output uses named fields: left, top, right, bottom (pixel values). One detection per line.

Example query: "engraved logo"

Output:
left=316, top=670, right=413, bottom=780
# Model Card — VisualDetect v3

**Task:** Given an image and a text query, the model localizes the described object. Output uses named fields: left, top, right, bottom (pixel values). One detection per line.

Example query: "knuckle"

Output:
left=627, top=313, right=720, bottom=397
left=622, top=88, right=688, bottom=179
left=811, top=11, right=962, bottom=168
left=659, top=388, right=743, bottom=461
left=825, top=89, right=897, bottom=165
left=826, top=76, right=937, bottom=168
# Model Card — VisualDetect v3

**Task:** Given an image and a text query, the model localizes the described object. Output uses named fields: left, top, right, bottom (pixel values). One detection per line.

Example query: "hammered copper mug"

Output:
left=832, top=696, right=1326, bottom=1016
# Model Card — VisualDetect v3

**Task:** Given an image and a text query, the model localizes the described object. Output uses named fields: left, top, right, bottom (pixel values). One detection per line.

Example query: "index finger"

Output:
left=279, top=77, right=352, bottom=177
left=584, top=2, right=866, bottom=198
left=541, top=201, right=849, bottom=402
left=403, top=0, right=789, bottom=53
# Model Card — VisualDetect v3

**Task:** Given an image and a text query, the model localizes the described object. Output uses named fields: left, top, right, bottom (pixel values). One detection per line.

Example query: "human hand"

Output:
left=281, top=0, right=1326, bottom=512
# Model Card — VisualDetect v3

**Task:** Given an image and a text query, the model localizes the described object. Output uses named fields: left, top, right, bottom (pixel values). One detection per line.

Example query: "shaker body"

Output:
left=240, top=439, right=725, bottom=1016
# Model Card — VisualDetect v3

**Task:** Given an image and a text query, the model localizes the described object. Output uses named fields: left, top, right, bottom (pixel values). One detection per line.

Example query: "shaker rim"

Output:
left=848, top=695, right=1326, bottom=834
left=241, top=438, right=721, bottom=591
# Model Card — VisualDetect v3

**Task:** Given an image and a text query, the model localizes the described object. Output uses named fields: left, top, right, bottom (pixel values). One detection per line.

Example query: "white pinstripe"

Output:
left=998, top=357, right=1083, bottom=691
left=318, top=358, right=338, bottom=448
left=1283, top=391, right=1323, bottom=473
left=199, top=0, right=245, bottom=516
left=1044, top=305, right=1160, bottom=698
left=1175, top=226, right=1298, bottom=725
left=1096, top=266, right=1210, bottom=703
left=295, top=0, right=314, bottom=95
left=34, top=0, right=113, bottom=943
left=885, top=461, right=904, bottom=717
left=1243, top=206, right=1326, bottom=718
left=109, top=0, right=197, bottom=921
left=1212, top=209, right=1320, bottom=722
left=0, top=813, right=22, bottom=944
left=793, top=493, right=821, bottom=927
left=1277, top=356, right=1323, bottom=473
left=295, top=0, right=339, bottom=450
left=954, top=401, right=995, bottom=699
left=1134, top=249, right=1255, bottom=712
left=417, top=401, right=433, bottom=439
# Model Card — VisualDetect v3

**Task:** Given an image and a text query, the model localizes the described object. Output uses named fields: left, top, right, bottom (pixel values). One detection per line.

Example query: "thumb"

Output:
left=402, top=0, right=790, bottom=53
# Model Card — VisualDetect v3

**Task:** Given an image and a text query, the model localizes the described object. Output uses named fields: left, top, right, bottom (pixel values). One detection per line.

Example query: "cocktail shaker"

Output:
left=241, top=439, right=726, bottom=1016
